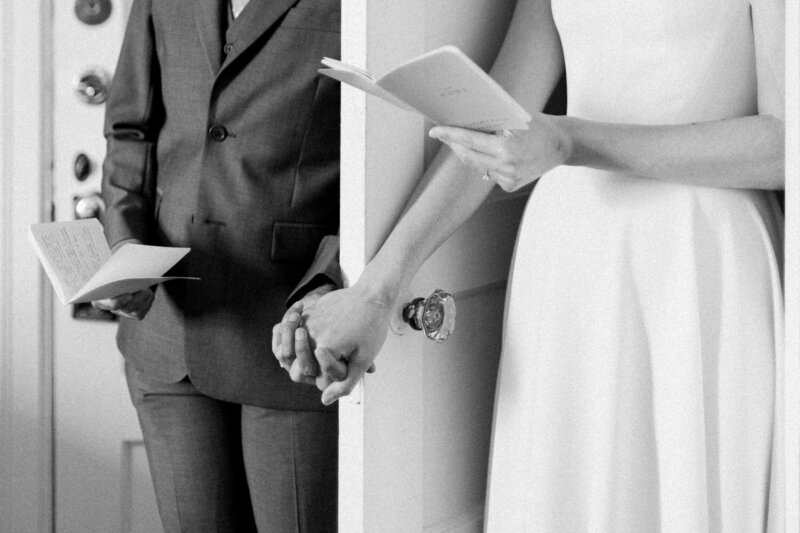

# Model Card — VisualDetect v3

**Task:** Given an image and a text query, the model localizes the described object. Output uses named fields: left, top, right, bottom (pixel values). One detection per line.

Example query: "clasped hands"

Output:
left=272, top=282, right=389, bottom=405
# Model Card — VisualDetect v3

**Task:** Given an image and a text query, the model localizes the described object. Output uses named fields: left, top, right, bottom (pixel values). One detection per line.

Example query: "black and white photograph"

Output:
left=1, top=1, right=798, bottom=531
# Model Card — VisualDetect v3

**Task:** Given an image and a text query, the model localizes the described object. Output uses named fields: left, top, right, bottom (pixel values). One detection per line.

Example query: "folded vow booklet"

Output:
left=28, top=218, right=197, bottom=305
left=319, top=45, right=531, bottom=132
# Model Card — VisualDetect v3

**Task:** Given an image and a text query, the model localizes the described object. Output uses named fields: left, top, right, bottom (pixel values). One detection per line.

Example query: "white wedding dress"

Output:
left=485, top=1, right=785, bottom=531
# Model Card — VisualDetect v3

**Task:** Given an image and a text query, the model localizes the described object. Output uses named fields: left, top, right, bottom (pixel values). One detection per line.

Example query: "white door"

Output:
left=337, top=1, right=524, bottom=531
left=51, top=2, right=161, bottom=531
left=786, top=1, right=800, bottom=528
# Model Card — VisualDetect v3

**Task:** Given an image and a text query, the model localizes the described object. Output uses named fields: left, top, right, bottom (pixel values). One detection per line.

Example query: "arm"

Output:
left=94, top=0, right=164, bottom=319
left=290, top=0, right=566, bottom=403
left=433, top=0, right=785, bottom=191
left=560, top=114, right=783, bottom=189
left=285, top=235, right=343, bottom=308
left=101, top=0, right=165, bottom=249
left=377, top=0, right=564, bottom=289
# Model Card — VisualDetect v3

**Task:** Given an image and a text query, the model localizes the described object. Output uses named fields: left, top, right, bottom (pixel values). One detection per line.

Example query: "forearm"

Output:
left=286, top=235, right=342, bottom=306
left=100, top=0, right=163, bottom=247
left=357, top=151, right=494, bottom=304
left=352, top=0, right=564, bottom=304
left=559, top=113, right=784, bottom=190
left=101, top=141, right=158, bottom=247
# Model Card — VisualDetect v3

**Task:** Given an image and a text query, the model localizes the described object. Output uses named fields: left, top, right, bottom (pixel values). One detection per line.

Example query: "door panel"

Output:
left=786, top=1, right=800, bottom=527
left=338, top=1, right=520, bottom=531
left=51, top=2, right=161, bottom=531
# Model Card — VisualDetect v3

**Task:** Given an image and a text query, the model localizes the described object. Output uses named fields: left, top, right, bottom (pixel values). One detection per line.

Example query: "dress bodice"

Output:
left=552, top=0, right=758, bottom=124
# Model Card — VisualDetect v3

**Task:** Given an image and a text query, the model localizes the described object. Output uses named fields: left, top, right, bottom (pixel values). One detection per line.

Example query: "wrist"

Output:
left=111, top=238, right=143, bottom=253
left=550, top=115, right=580, bottom=167
left=353, top=262, right=405, bottom=309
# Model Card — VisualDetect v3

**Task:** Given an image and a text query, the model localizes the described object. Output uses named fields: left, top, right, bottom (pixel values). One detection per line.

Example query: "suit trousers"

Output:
left=125, top=363, right=338, bottom=533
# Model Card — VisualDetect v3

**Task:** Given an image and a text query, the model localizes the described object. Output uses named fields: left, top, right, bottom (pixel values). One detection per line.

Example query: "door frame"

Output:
left=784, top=1, right=800, bottom=530
left=0, top=1, right=54, bottom=532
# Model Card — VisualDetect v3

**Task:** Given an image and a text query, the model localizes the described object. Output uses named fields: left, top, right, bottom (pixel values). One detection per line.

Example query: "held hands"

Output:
left=272, top=283, right=389, bottom=405
left=429, top=112, right=572, bottom=192
left=272, top=283, right=338, bottom=386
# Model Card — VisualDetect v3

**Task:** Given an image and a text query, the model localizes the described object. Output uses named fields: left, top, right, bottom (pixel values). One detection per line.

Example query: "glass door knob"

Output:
left=401, top=289, right=456, bottom=343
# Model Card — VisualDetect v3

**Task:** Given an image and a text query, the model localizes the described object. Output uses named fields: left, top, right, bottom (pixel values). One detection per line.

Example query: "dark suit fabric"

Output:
left=126, top=364, right=338, bottom=533
left=102, top=1, right=341, bottom=530
left=102, top=0, right=341, bottom=411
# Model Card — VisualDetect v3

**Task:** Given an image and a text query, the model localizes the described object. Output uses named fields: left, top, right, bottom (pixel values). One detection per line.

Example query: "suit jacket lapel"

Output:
left=195, top=0, right=227, bottom=76
left=220, top=0, right=298, bottom=76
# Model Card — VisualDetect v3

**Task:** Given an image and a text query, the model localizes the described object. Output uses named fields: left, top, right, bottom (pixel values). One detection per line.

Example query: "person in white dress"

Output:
left=274, top=0, right=785, bottom=530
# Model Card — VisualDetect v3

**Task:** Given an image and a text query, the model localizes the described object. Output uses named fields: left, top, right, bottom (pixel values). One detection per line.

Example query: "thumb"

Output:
left=321, top=374, right=362, bottom=405
left=314, top=347, right=347, bottom=381
left=321, top=353, right=370, bottom=405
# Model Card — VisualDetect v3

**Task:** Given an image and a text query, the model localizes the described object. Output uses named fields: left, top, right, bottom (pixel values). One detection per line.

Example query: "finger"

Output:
left=321, top=373, right=363, bottom=406
left=272, top=323, right=292, bottom=372
left=316, top=372, right=335, bottom=392
left=115, top=309, right=144, bottom=320
left=92, top=300, right=113, bottom=311
left=492, top=174, right=521, bottom=192
left=446, top=142, right=511, bottom=177
left=294, top=327, right=318, bottom=378
left=314, top=347, right=347, bottom=381
left=314, top=347, right=346, bottom=392
left=430, top=126, right=502, bottom=156
left=279, top=311, right=302, bottom=365
left=271, top=323, right=283, bottom=360
left=288, top=359, right=317, bottom=385
left=321, top=352, right=372, bottom=405
left=92, top=293, right=133, bottom=312
left=121, top=290, right=154, bottom=317
left=282, top=301, right=304, bottom=327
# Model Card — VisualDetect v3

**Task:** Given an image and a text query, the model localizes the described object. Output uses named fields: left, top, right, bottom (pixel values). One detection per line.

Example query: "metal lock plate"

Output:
left=74, top=0, right=112, bottom=25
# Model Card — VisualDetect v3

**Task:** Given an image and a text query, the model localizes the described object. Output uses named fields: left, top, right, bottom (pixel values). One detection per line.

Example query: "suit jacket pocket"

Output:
left=271, top=222, right=337, bottom=263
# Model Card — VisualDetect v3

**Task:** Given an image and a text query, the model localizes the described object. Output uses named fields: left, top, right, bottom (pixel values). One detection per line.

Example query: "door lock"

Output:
left=74, top=0, right=112, bottom=26
left=74, top=153, right=92, bottom=181
left=74, top=68, right=111, bottom=105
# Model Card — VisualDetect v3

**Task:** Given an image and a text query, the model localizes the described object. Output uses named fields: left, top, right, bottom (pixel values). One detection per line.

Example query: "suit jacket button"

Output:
left=209, top=125, right=228, bottom=142
left=223, top=43, right=234, bottom=55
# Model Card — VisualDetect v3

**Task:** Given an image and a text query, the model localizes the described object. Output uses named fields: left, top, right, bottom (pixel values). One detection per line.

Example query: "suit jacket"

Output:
left=101, top=0, right=341, bottom=411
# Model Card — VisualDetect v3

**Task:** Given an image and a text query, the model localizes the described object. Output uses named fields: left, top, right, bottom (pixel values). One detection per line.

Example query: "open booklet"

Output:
left=28, top=218, right=198, bottom=305
left=319, top=45, right=531, bottom=132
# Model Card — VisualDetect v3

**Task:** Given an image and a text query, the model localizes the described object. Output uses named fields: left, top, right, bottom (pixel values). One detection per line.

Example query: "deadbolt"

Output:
left=74, top=153, right=92, bottom=181
left=74, top=0, right=112, bottom=26
left=75, top=68, right=111, bottom=105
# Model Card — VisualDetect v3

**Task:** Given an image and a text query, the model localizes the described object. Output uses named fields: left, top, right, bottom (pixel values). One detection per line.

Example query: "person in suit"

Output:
left=92, top=0, right=342, bottom=530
